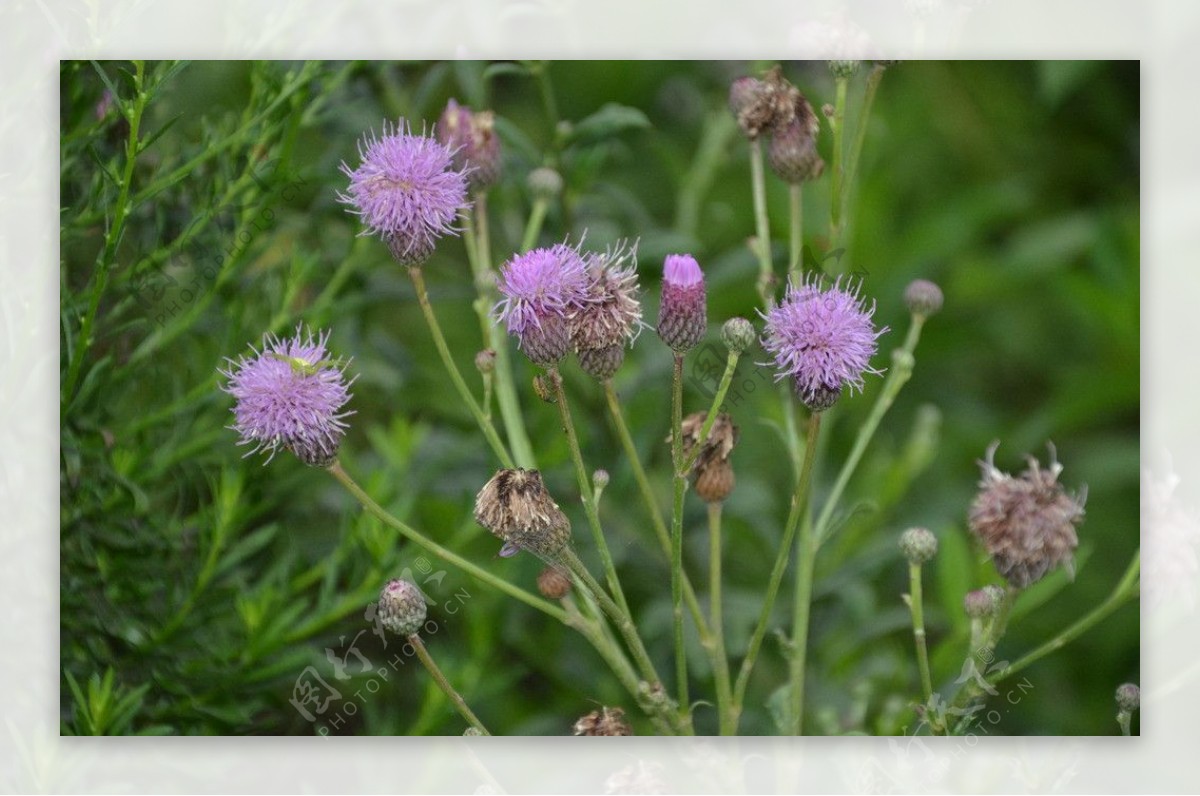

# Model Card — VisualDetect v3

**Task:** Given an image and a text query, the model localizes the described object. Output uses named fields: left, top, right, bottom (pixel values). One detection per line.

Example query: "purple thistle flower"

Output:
left=762, top=274, right=887, bottom=408
left=339, top=121, right=470, bottom=266
left=657, top=254, right=707, bottom=353
left=495, top=243, right=591, bottom=366
left=219, top=326, right=354, bottom=467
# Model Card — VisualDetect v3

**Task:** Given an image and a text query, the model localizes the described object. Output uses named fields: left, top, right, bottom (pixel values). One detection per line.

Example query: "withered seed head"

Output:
left=672, top=411, right=739, bottom=503
left=731, top=65, right=802, bottom=140
left=573, top=706, right=634, bottom=736
left=967, top=442, right=1085, bottom=589
left=475, top=468, right=572, bottom=558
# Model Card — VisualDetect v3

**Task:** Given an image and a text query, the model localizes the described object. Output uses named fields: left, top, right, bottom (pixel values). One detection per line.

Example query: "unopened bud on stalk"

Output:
left=963, top=589, right=994, bottom=619
left=801, top=383, right=842, bottom=413
left=537, top=565, right=573, bottom=600
left=593, top=469, right=610, bottom=491
left=722, top=317, right=756, bottom=355
left=475, top=349, right=496, bottom=374
left=573, top=706, right=634, bottom=736
left=527, top=166, right=563, bottom=201
left=378, top=579, right=427, bottom=637
left=436, top=99, right=502, bottom=192
left=829, top=60, right=861, bottom=78
left=904, top=279, right=944, bottom=318
left=657, top=254, right=707, bottom=353
left=899, top=527, right=938, bottom=565
left=1115, top=683, right=1140, bottom=713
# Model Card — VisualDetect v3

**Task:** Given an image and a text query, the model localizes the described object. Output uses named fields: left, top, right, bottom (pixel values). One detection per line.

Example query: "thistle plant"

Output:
left=61, top=60, right=1140, bottom=738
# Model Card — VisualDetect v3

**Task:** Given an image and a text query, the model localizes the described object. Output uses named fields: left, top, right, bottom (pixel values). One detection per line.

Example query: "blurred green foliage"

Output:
left=60, top=60, right=1138, bottom=735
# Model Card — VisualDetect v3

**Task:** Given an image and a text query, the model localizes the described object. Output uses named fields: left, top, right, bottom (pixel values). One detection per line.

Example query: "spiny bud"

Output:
left=378, top=579, right=427, bottom=637
left=474, top=468, right=572, bottom=558
left=899, top=527, right=938, bottom=564
left=904, top=279, right=944, bottom=317
left=722, top=317, right=756, bottom=355
left=829, top=60, right=861, bottom=78
left=963, top=589, right=994, bottom=619
left=1115, top=683, right=1140, bottom=713
left=801, top=383, right=842, bottom=413
left=475, top=348, right=496, bottom=374
left=573, top=706, right=634, bottom=736
left=537, top=565, right=573, bottom=600
left=968, top=443, right=1085, bottom=589
left=657, top=254, right=707, bottom=353
left=527, top=166, right=563, bottom=201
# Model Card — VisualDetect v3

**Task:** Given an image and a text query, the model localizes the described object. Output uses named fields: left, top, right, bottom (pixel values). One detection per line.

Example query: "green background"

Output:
left=60, top=60, right=1139, bottom=735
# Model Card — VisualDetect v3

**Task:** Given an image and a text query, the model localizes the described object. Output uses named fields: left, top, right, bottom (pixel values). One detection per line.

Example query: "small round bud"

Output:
left=899, top=527, right=938, bottom=565
left=537, top=565, right=573, bottom=600
left=821, top=103, right=835, bottom=119
left=800, top=383, right=842, bottom=413
left=828, top=60, right=861, bottom=78
left=983, top=584, right=1006, bottom=610
left=475, top=348, right=496, bottom=374
left=1115, top=683, right=1140, bottom=713
left=963, top=589, right=994, bottom=619
left=695, top=459, right=735, bottom=503
left=904, top=279, right=944, bottom=317
left=593, top=469, right=610, bottom=490
left=722, top=317, right=756, bottom=355
left=378, top=579, right=427, bottom=637
left=527, top=167, right=563, bottom=201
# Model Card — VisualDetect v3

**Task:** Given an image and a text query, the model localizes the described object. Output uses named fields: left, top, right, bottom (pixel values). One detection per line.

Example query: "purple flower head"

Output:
left=495, top=243, right=591, bottom=366
left=339, top=121, right=470, bottom=266
left=657, top=254, right=707, bottom=353
left=435, top=99, right=501, bottom=192
left=762, top=274, right=887, bottom=407
left=570, top=241, right=643, bottom=379
left=220, top=326, right=354, bottom=467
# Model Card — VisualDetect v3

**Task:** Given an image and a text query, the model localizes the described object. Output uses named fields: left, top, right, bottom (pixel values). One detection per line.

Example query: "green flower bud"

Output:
left=899, top=527, right=938, bottom=565
left=722, top=317, right=756, bottom=355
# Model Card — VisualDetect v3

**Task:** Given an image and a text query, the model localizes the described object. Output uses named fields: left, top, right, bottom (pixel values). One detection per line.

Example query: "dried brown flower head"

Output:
left=573, top=706, right=634, bottom=736
left=537, top=565, right=573, bottom=600
left=967, top=442, right=1085, bottom=588
left=730, top=66, right=802, bottom=140
left=672, top=411, right=739, bottom=503
left=475, top=468, right=572, bottom=558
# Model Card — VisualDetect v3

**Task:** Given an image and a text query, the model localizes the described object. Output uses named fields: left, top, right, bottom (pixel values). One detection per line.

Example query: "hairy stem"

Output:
left=788, top=182, right=804, bottom=281
left=829, top=76, right=849, bottom=253
left=908, top=561, right=934, bottom=707
left=408, top=634, right=491, bottom=735
left=670, top=354, right=690, bottom=721
left=749, top=137, right=775, bottom=306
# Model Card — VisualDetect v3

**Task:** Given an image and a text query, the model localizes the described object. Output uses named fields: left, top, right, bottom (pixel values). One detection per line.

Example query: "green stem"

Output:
left=64, top=60, right=147, bottom=407
left=708, top=502, right=735, bottom=735
left=548, top=367, right=632, bottom=618
left=1118, top=711, right=1133, bottom=737
left=988, top=551, right=1140, bottom=687
left=465, top=201, right=537, bottom=468
left=680, top=351, right=740, bottom=474
left=408, top=634, right=491, bottom=735
left=788, top=182, right=803, bottom=281
left=732, top=411, right=822, bottom=725
left=558, top=548, right=685, bottom=734
left=908, top=562, right=934, bottom=707
left=670, top=354, right=690, bottom=720
left=843, top=65, right=885, bottom=214
left=409, top=266, right=514, bottom=468
left=787, top=514, right=817, bottom=735
left=520, top=197, right=549, bottom=253
left=829, top=76, right=849, bottom=254
left=749, top=137, right=775, bottom=307
left=813, top=314, right=925, bottom=547
left=328, top=461, right=564, bottom=622
left=601, top=381, right=713, bottom=643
